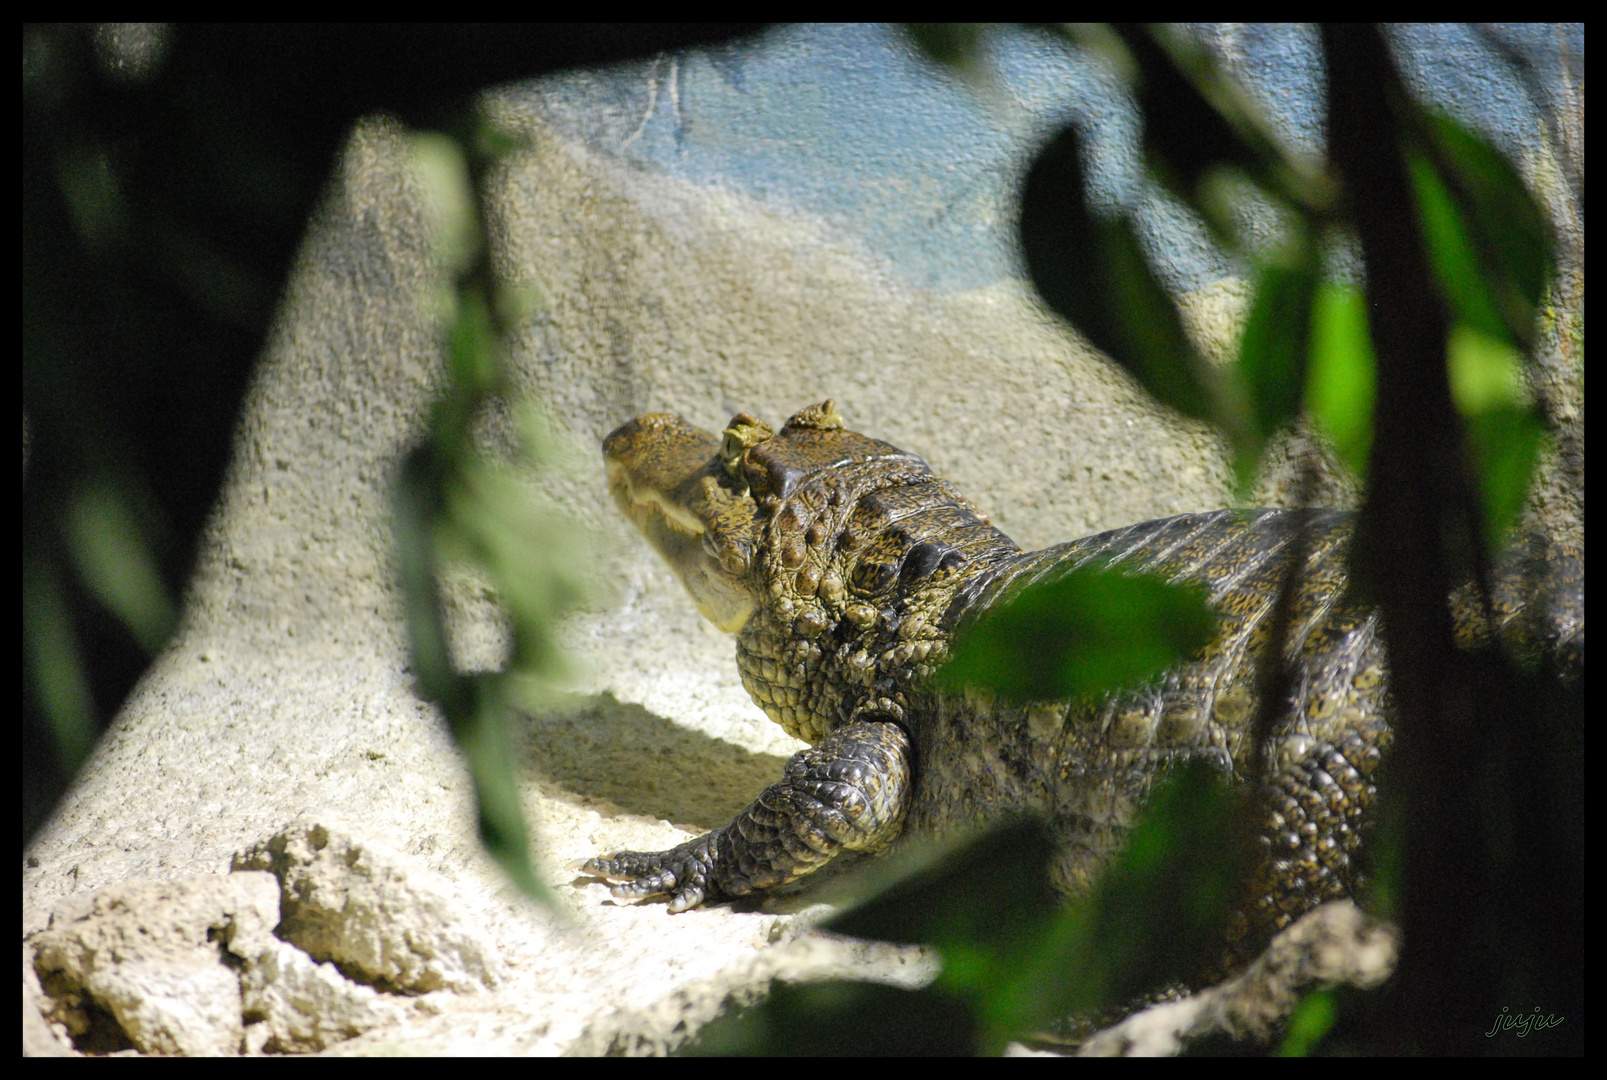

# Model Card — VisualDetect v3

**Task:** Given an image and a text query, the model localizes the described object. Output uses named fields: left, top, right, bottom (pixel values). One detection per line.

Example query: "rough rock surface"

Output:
left=30, top=873, right=278, bottom=1055
left=232, top=818, right=506, bottom=995
left=1072, top=900, right=1398, bottom=1057
left=26, top=821, right=521, bottom=1055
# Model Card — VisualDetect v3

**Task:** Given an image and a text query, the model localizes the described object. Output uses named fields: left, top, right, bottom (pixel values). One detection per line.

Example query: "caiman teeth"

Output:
left=607, top=460, right=705, bottom=538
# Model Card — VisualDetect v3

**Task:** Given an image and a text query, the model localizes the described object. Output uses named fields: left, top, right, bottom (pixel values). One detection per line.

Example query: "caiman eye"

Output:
left=720, top=431, right=746, bottom=477
left=719, top=412, right=774, bottom=486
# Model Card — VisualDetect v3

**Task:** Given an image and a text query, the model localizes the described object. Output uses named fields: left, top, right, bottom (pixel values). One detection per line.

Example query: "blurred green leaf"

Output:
left=1419, top=112, right=1552, bottom=349
left=1408, top=111, right=1555, bottom=358
left=1065, top=759, right=1243, bottom=1011
left=446, top=286, right=502, bottom=399
left=1020, top=125, right=1217, bottom=424
left=54, top=143, right=127, bottom=250
left=394, top=427, right=558, bottom=911
left=411, top=131, right=482, bottom=277
left=1447, top=322, right=1527, bottom=415
left=394, top=446, right=457, bottom=708
left=1447, top=325, right=1544, bottom=547
left=456, top=678, right=547, bottom=900
left=1096, top=25, right=1332, bottom=229
left=904, top=23, right=985, bottom=70
left=1112, top=25, right=1266, bottom=247
left=939, top=563, right=1217, bottom=705
left=819, top=763, right=1242, bottom=1052
left=828, top=818, right=1061, bottom=953
left=1408, top=150, right=1508, bottom=344
left=686, top=978, right=978, bottom=1056
left=23, top=558, right=98, bottom=772
left=439, top=454, right=587, bottom=681
left=1304, top=282, right=1376, bottom=482
left=972, top=763, right=1243, bottom=1047
left=1465, top=406, right=1544, bottom=551
left=827, top=818, right=1064, bottom=1054
left=1117, top=25, right=1259, bottom=187
left=65, top=481, right=177, bottom=652
left=391, top=118, right=587, bottom=908
left=1233, top=234, right=1321, bottom=491
left=1017, top=125, right=1111, bottom=341
left=1278, top=988, right=1337, bottom=1056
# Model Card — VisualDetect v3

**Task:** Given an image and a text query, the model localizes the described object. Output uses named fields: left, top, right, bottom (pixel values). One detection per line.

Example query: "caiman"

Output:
left=577, top=400, right=1582, bottom=953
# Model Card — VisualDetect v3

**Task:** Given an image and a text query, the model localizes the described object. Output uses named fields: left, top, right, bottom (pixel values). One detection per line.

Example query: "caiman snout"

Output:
left=603, top=412, right=760, bottom=633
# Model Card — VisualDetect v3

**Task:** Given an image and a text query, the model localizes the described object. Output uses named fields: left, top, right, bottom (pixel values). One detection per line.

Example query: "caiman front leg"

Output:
left=577, top=721, right=912, bottom=912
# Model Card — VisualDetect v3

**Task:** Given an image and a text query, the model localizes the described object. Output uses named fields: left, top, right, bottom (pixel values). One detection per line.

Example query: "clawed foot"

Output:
left=570, top=833, right=721, bottom=913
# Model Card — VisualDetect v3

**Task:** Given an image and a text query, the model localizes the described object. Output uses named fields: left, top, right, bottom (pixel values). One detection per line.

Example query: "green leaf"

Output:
left=826, top=818, right=1061, bottom=954
left=1017, top=125, right=1115, bottom=348
left=1465, top=405, right=1544, bottom=550
left=1098, top=25, right=1332, bottom=228
left=1019, top=125, right=1217, bottom=424
left=821, top=817, right=1070, bottom=1052
left=1101, top=216, right=1220, bottom=424
left=409, top=131, right=481, bottom=276
left=23, top=558, right=98, bottom=772
left=447, top=286, right=502, bottom=396
left=1447, top=325, right=1544, bottom=547
left=1057, top=760, right=1243, bottom=1012
left=684, top=979, right=978, bottom=1057
left=939, top=564, right=1217, bottom=705
left=458, top=678, right=551, bottom=904
left=1233, top=236, right=1321, bottom=490
left=904, top=23, right=985, bottom=70
left=392, top=448, right=555, bottom=907
left=442, top=455, right=588, bottom=681
left=1115, top=25, right=1261, bottom=197
left=1408, top=150, right=1509, bottom=343
left=393, top=118, right=590, bottom=908
left=1420, top=112, right=1552, bottom=349
left=827, top=763, right=1244, bottom=1051
left=64, top=480, right=176, bottom=653
left=1111, top=24, right=1294, bottom=249
left=393, top=446, right=458, bottom=710
left=1278, top=988, right=1338, bottom=1056
left=1305, top=282, right=1376, bottom=482
left=1447, top=322, right=1527, bottom=415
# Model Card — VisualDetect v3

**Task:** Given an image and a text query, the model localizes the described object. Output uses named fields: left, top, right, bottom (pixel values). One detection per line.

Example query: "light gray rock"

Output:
left=1074, top=901, right=1398, bottom=1057
left=27, top=823, right=516, bottom=1056
left=239, top=938, right=414, bottom=1054
left=29, top=873, right=278, bottom=1056
left=232, top=818, right=507, bottom=995
left=23, top=941, right=77, bottom=1056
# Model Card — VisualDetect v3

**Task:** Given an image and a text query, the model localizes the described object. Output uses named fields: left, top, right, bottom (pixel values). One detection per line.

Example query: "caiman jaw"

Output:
left=603, top=413, right=761, bottom=634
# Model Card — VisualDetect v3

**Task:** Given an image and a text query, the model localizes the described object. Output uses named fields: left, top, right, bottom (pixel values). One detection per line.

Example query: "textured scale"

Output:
left=581, top=401, right=1583, bottom=958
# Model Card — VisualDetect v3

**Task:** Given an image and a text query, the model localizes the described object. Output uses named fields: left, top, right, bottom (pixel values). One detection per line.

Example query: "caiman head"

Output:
left=604, top=400, right=1014, bottom=742
left=603, top=400, right=913, bottom=634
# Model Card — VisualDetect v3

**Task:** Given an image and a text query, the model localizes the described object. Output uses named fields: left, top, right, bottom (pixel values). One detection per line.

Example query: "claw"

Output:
left=571, top=834, right=719, bottom=911
left=569, top=857, right=641, bottom=887
left=667, top=885, right=706, bottom=914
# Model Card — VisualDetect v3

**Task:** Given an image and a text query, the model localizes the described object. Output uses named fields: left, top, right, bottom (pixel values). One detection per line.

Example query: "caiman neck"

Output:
left=603, top=400, right=1021, bottom=744
left=734, top=455, right=1020, bottom=743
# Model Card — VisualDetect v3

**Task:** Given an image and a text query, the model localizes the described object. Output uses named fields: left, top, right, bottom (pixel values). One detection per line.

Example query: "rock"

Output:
left=232, top=817, right=507, bottom=995
left=28, top=873, right=278, bottom=1056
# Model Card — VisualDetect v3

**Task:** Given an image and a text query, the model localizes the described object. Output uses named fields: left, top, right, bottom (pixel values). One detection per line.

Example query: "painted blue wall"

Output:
left=511, top=24, right=1582, bottom=295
